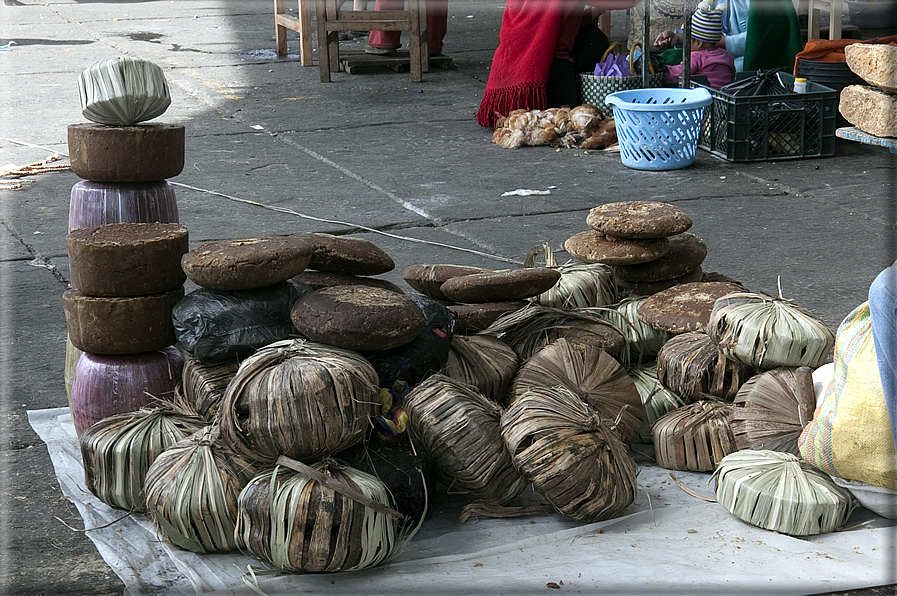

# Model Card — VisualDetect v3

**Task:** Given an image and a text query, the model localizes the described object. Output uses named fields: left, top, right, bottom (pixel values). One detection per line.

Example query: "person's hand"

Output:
left=654, top=30, right=681, bottom=49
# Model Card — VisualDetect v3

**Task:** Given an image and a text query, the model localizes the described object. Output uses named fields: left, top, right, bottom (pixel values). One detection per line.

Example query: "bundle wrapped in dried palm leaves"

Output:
left=603, top=296, right=672, bottom=361
left=236, top=458, right=420, bottom=573
left=144, top=426, right=260, bottom=553
left=500, top=385, right=637, bottom=522
left=523, top=243, right=617, bottom=309
left=218, top=339, right=379, bottom=463
left=441, top=334, right=519, bottom=404
left=712, top=450, right=857, bottom=536
left=178, top=357, right=241, bottom=421
left=707, top=292, right=835, bottom=370
left=628, top=365, right=687, bottom=444
left=79, top=407, right=206, bottom=511
left=404, top=374, right=527, bottom=504
left=509, top=338, right=643, bottom=442
left=656, top=331, right=754, bottom=402
left=652, top=400, right=737, bottom=471
left=730, top=367, right=816, bottom=455
left=483, top=304, right=626, bottom=363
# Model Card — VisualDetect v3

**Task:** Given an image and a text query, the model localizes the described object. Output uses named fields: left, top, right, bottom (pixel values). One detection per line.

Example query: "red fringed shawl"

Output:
left=476, top=0, right=582, bottom=128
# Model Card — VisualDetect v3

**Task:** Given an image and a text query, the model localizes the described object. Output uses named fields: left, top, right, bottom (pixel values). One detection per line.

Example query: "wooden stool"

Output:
left=274, top=0, right=314, bottom=67
left=807, top=0, right=844, bottom=40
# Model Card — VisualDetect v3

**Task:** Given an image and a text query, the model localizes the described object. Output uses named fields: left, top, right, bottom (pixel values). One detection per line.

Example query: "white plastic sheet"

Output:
left=30, top=407, right=896, bottom=596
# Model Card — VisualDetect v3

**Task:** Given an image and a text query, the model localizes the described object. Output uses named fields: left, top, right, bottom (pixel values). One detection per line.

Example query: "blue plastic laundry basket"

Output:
left=606, top=88, right=713, bottom=171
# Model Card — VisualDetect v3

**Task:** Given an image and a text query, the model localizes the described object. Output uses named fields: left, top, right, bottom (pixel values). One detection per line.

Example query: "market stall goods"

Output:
left=656, top=331, right=755, bottom=402
left=602, top=296, right=672, bottom=361
left=64, top=287, right=183, bottom=354
left=218, top=339, right=380, bottom=463
left=844, top=43, right=897, bottom=92
left=564, top=230, right=670, bottom=266
left=447, top=300, right=529, bottom=333
left=403, top=263, right=491, bottom=301
left=68, top=180, right=179, bottom=233
left=441, top=334, right=520, bottom=404
left=616, top=266, right=705, bottom=296
left=78, top=56, right=171, bottom=125
left=509, top=338, right=644, bottom=443
left=67, top=123, right=185, bottom=182
left=404, top=374, right=527, bottom=505
left=178, top=357, right=241, bottom=421
left=585, top=201, right=693, bottom=239
left=439, top=267, right=562, bottom=303
left=500, top=385, right=638, bottom=523
left=652, top=400, right=738, bottom=472
left=627, top=365, right=687, bottom=444
left=636, top=281, right=745, bottom=334
left=181, top=236, right=313, bottom=291
left=838, top=85, right=897, bottom=138
left=67, top=222, right=188, bottom=296
left=291, top=285, right=426, bottom=351
left=293, top=270, right=404, bottom=294
left=614, top=232, right=707, bottom=283
left=303, top=232, right=395, bottom=276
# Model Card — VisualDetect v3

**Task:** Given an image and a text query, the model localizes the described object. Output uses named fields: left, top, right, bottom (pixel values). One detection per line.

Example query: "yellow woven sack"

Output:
left=799, top=302, right=897, bottom=490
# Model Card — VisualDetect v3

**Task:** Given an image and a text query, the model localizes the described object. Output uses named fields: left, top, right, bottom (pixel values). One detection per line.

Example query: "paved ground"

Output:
left=1, top=1, right=895, bottom=594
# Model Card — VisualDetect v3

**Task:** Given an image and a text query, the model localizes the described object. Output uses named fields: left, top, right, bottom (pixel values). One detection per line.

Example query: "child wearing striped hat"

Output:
left=656, top=1, right=736, bottom=89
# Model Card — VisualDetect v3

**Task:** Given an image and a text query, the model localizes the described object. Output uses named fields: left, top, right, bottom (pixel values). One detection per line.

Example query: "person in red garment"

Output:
left=365, top=0, right=448, bottom=55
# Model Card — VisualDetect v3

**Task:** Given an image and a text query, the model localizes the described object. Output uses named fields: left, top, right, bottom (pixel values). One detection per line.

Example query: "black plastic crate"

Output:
left=692, top=72, right=837, bottom=162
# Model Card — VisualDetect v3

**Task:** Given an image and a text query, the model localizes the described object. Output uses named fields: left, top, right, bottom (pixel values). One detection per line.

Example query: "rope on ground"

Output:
left=0, top=155, right=71, bottom=190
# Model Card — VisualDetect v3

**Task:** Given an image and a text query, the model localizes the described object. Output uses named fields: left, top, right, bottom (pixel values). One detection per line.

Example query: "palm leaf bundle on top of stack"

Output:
left=523, top=243, right=618, bottom=309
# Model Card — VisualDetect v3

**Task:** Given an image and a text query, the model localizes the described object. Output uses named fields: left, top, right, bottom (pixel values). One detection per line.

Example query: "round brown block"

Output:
left=440, top=268, right=561, bottom=303
left=615, top=233, right=707, bottom=283
left=68, top=123, right=185, bottom=182
left=67, top=222, right=188, bottom=297
left=181, top=236, right=313, bottom=291
left=616, top=266, right=704, bottom=296
left=64, top=287, right=184, bottom=354
left=565, top=230, right=669, bottom=266
left=585, top=201, right=692, bottom=239
left=290, top=285, right=425, bottom=351
left=636, top=281, right=744, bottom=334
left=403, top=263, right=491, bottom=301
left=303, top=233, right=395, bottom=276
left=292, top=270, right=404, bottom=294
left=448, top=301, right=529, bottom=333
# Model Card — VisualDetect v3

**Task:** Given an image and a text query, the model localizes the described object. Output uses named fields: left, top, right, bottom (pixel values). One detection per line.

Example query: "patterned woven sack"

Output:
left=798, top=302, right=897, bottom=490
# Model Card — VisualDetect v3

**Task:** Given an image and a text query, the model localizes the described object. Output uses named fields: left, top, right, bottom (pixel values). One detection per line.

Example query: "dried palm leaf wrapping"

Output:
left=236, top=460, right=419, bottom=573
left=79, top=407, right=206, bottom=512
left=707, top=292, right=835, bottom=370
left=218, top=339, right=379, bottom=463
left=500, top=385, right=637, bottom=522
left=144, top=426, right=260, bottom=553
left=656, top=331, right=754, bottom=402
left=509, top=338, right=643, bottom=442
left=483, top=304, right=626, bottom=364
left=78, top=56, right=171, bottom=125
left=404, top=374, right=527, bottom=504
left=440, top=334, right=520, bottom=404
left=524, top=243, right=618, bottom=309
left=603, top=296, right=672, bottom=361
left=730, top=367, right=816, bottom=455
left=712, top=450, right=857, bottom=536
left=178, top=357, right=241, bottom=421
left=628, top=365, right=687, bottom=444
left=652, top=401, right=737, bottom=471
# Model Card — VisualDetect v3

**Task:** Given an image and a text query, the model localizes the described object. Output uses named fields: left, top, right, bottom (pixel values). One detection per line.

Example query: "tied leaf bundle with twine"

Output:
left=509, top=338, right=644, bottom=443
left=440, top=334, right=520, bottom=404
left=404, top=374, right=527, bottom=505
left=652, top=401, right=737, bottom=472
left=176, top=358, right=241, bottom=422
left=523, top=243, right=618, bottom=309
left=500, top=385, right=637, bottom=523
left=218, top=339, right=379, bottom=463
left=78, top=56, right=171, bottom=125
left=79, top=407, right=206, bottom=512
left=144, top=426, right=261, bottom=553
left=656, top=331, right=755, bottom=402
left=628, top=365, right=687, bottom=444
left=712, top=450, right=857, bottom=536
left=707, top=290, right=835, bottom=370
left=603, top=296, right=672, bottom=362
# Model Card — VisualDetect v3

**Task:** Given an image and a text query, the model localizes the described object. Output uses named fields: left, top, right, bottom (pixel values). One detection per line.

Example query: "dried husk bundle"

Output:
left=483, top=304, right=626, bottom=363
left=236, top=460, right=419, bottom=573
left=500, top=385, right=637, bottom=522
left=656, top=331, right=754, bottom=402
left=730, top=367, right=816, bottom=455
left=178, top=357, right=241, bottom=421
left=218, top=339, right=379, bottom=463
left=707, top=292, right=835, bottom=370
left=440, top=334, right=520, bottom=403
left=78, top=56, right=171, bottom=125
left=652, top=400, right=737, bottom=471
left=144, top=426, right=261, bottom=553
left=404, top=374, right=527, bottom=504
left=509, top=338, right=643, bottom=442
left=524, top=243, right=618, bottom=309
left=79, top=407, right=206, bottom=511
left=712, top=450, right=857, bottom=536
left=628, top=365, right=687, bottom=444
left=603, top=296, right=672, bottom=362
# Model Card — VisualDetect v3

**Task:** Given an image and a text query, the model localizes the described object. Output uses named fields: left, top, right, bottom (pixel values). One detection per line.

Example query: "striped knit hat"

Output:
left=691, top=1, right=725, bottom=43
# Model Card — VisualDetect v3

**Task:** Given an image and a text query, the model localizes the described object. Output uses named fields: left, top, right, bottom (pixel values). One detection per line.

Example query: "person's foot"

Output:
left=365, top=45, right=397, bottom=55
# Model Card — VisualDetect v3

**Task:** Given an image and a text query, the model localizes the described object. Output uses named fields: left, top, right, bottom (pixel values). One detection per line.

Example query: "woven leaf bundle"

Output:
left=524, top=243, right=618, bottom=309
left=178, top=357, right=240, bottom=421
left=656, top=331, right=754, bottom=402
left=730, top=367, right=816, bottom=455
left=628, top=365, right=687, bottom=444
left=78, top=56, right=171, bottom=125
left=712, top=450, right=857, bottom=536
left=440, top=334, right=519, bottom=404
left=510, top=338, right=643, bottom=442
left=603, top=296, right=671, bottom=361
left=79, top=407, right=206, bottom=511
left=500, top=385, right=637, bottom=522
left=218, top=339, right=379, bottom=463
left=144, top=426, right=260, bottom=553
left=236, top=460, right=418, bottom=573
left=707, top=292, right=835, bottom=369
left=652, top=401, right=737, bottom=471
left=404, top=374, right=527, bottom=504
left=483, top=304, right=626, bottom=363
